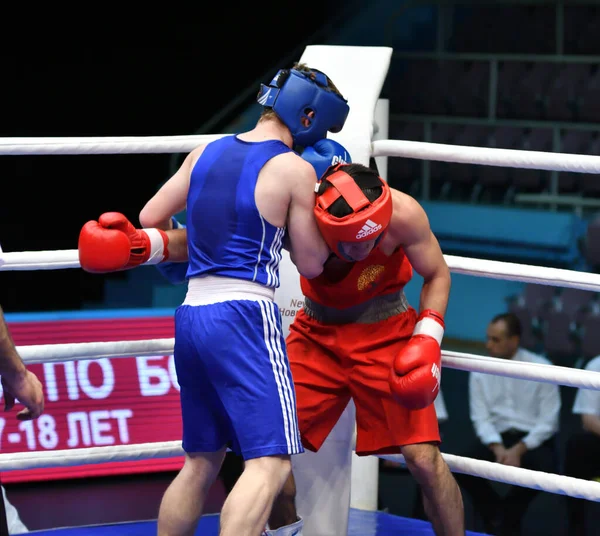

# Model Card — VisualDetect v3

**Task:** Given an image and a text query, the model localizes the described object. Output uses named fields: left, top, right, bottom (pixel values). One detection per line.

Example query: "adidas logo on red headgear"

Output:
left=356, top=219, right=382, bottom=239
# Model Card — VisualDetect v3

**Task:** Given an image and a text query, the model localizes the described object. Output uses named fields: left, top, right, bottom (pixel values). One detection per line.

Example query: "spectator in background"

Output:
left=564, top=354, right=600, bottom=536
left=454, top=312, right=561, bottom=536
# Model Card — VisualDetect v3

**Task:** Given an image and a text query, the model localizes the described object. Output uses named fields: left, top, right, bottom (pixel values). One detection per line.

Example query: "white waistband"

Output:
left=182, top=275, right=275, bottom=306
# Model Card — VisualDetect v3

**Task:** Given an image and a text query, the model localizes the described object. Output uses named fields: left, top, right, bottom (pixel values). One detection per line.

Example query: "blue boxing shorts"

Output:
left=174, top=297, right=303, bottom=460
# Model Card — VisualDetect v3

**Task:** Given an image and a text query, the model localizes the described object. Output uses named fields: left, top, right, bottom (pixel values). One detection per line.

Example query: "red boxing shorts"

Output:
left=287, top=307, right=441, bottom=456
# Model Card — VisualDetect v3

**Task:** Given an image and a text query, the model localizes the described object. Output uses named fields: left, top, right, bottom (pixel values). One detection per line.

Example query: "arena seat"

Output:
left=421, top=201, right=586, bottom=267
left=449, top=5, right=554, bottom=54
left=508, top=62, right=559, bottom=120
left=510, top=128, right=553, bottom=195
left=476, top=127, right=524, bottom=203
left=554, top=288, right=598, bottom=326
left=429, top=123, right=463, bottom=199
left=579, top=310, right=600, bottom=361
left=496, top=61, right=530, bottom=118
left=388, top=121, right=425, bottom=194
left=446, top=61, right=489, bottom=117
left=557, top=129, right=594, bottom=194
left=577, top=67, right=600, bottom=123
left=584, top=214, right=600, bottom=271
left=389, top=59, right=437, bottom=115
left=546, top=64, right=591, bottom=122
left=565, top=5, right=600, bottom=55
left=541, top=307, right=579, bottom=366
left=449, top=125, right=494, bottom=201
left=506, top=284, right=557, bottom=352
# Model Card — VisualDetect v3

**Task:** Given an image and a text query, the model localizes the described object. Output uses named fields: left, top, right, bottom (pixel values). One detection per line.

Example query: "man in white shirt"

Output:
left=455, top=312, right=561, bottom=536
left=564, top=354, right=600, bottom=536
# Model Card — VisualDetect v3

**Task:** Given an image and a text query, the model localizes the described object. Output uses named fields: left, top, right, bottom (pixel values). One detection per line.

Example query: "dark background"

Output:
left=0, top=5, right=356, bottom=312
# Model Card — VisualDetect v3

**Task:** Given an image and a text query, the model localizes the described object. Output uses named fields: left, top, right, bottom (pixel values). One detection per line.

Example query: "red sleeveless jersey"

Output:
left=300, top=246, right=413, bottom=309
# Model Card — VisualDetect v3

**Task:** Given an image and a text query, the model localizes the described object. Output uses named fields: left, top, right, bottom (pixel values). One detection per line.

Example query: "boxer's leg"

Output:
left=216, top=300, right=303, bottom=536
left=158, top=305, right=231, bottom=536
left=350, top=312, right=464, bottom=535
left=269, top=313, right=352, bottom=536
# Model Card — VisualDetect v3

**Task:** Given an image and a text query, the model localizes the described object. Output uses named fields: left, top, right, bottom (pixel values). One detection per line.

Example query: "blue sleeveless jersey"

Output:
left=186, top=135, right=292, bottom=288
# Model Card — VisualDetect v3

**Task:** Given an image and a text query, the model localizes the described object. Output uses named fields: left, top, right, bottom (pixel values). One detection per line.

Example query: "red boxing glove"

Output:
left=389, top=309, right=444, bottom=410
left=78, top=212, right=169, bottom=273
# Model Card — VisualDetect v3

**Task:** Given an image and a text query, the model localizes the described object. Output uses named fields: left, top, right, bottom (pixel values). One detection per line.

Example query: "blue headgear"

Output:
left=256, top=68, right=350, bottom=149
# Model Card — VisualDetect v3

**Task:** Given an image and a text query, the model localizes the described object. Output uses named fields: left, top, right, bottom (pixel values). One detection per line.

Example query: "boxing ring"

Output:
left=3, top=45, right=600, bottom=535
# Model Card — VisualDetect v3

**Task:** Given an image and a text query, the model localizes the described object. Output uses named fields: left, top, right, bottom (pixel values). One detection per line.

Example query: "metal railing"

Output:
left=385, top=0, right=600, bottom=211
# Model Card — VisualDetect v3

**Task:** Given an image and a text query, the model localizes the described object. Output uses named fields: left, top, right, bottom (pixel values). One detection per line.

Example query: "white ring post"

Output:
left=292, top=44, right=393, bottom=534
left=373, top=98, right=389, bottom=181
left=348, top=97, right=390, bottom=513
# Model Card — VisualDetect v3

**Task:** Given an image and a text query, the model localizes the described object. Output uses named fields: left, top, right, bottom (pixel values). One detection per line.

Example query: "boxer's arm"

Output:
left=287, top=162, right=330, bottom=279
left=285, top=139, right=350, bottom=260
left=395, top=196, right=450, bottom=316
left=0, top=307, right=27, bottom=378
left=388, top=196, right=449, bottom=409
left=139, top=146, right=204, bottom=230
left=164, top=228, right=189, bottom=262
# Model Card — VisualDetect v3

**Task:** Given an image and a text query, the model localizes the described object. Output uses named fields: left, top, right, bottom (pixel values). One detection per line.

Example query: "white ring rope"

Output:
left=5, top=134, right=600, bottom=507
left=4, top=250, right=600, bottom=293
left=445, top=255, right=600, bottom=292
left=17, top=339, right=175, bottom=364
left=378, top=453, right=600, bottom=502
left=15, top=338, right=600, bottom=392
left=1, top=250, right=81, bottom=270
left=0, top=135, right=226, bottom=155
left=0, top=438, right=597, bottom=503
left=2, top=135, right=600, bottom=174
left=442, top=350, right=600, bottom=391
left=372, top=139, right=600, bottom=174
left=0, top=441, right=184, bottom=471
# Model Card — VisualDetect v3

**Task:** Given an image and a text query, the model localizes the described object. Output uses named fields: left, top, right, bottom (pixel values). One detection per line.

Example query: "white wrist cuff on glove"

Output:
left=413, top=317, right=444, bottom=346
left=142, top=229, right=166, bottom=265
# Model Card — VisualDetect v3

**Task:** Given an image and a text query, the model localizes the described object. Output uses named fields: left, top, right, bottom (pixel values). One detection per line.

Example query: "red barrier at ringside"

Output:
left=2, top=314, right=184, bottom=483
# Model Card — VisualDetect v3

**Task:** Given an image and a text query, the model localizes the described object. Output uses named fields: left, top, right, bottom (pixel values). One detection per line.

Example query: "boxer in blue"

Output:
left=78, top=63, right=349, bottom=536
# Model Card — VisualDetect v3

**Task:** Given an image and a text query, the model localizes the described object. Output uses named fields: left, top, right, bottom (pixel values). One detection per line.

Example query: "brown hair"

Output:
left=491, top=312, right=522, bottom=338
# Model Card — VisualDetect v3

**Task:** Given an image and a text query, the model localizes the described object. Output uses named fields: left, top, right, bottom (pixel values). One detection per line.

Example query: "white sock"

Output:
left=264, top=517, right=303, bottom=536
left=2, top=486, right=28, bottom=533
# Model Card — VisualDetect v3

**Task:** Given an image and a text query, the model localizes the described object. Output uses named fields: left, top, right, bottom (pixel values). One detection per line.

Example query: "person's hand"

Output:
left=489, top=442, right=507, bottom=463
left=2, top=369, right=44, bottom=420
left=500, top=443, right=526, bottom=467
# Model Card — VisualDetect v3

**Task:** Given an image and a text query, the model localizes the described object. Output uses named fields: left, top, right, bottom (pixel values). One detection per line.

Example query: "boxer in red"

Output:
left=269, top=162, right=465, bottom=536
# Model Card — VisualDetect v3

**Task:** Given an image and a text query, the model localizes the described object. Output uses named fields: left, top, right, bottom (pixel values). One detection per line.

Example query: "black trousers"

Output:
left=563, top=432, right=600, bottom=536
left=453, top=430, right=557, bottom=536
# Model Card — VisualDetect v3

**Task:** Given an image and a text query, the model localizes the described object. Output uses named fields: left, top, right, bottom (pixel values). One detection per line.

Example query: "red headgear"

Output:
left=314, top=164, right=393, bottom=261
